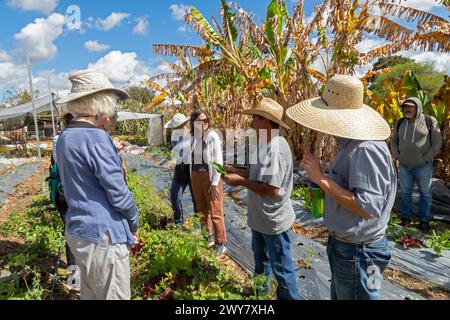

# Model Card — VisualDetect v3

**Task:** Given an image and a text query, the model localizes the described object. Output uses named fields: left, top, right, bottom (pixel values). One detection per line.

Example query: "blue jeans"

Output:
left=170, top=178, right=197, bottom=225
left=326, top=235, right=391, bottom=300
left=251, top=229, right=300, bottom=300
left=399, top=161, right=433, bottom=222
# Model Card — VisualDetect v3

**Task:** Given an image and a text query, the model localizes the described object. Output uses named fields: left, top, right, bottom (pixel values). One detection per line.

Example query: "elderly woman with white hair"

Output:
left=56, top=70, right=139, bottom=300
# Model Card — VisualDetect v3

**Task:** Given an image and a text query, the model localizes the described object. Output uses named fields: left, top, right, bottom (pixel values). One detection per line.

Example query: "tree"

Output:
left=148, top=0, right=450, bottom=161
left=0, top=89, right=33, bottom=108
left=372, top=55, right=412, bottom=71
left=370, top=61, right=446, bottom=100
left=122, top=86, right=155, bottom=113
left=113, top=86, right=156, bottom=137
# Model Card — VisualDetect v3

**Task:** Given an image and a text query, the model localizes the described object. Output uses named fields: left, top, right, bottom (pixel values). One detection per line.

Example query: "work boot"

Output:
left=399, top=218, right=411, bottom=227
left=420, top=222, right=430, bottom=234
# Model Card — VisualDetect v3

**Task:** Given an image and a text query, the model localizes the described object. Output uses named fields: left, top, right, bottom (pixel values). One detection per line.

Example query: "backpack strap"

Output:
left=424, top=114, right=433, bottom=145
left=396, top=116, right=433, bottom=145
left=395, top=118, right=405, bottom=136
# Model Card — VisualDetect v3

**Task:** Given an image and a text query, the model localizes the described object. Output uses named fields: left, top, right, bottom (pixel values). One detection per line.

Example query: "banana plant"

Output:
left=431, top=75, right=450, bottom=128
left=365, top=69, right=446, bottom=128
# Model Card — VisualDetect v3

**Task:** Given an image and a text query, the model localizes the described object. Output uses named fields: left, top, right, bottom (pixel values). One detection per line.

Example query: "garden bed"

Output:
left=125, top=149, right=426, bottom=300
left=0, top=158, right=268, bottom=300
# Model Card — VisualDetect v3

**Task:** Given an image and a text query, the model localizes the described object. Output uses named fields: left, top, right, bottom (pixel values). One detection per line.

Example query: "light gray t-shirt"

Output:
left=247, top=136, right=295, bottom=235
left=324, top=139, right=397, bottom=243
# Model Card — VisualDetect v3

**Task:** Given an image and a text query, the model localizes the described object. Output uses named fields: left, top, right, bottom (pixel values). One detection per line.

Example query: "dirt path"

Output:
left=0, top=171, right=41, bottom=263
left=0, top=168, right=44, bottom=226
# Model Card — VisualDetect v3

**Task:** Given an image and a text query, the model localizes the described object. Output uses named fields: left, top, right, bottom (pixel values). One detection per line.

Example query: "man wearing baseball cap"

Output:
left=392, top=97, right=442, bottom=233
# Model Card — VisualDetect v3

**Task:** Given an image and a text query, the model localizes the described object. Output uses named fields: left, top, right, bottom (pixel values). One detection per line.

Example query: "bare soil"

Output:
left=384, top=268, right=450, bottom=300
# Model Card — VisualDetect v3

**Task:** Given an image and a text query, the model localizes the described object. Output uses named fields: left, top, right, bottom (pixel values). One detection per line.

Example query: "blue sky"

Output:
left=0, top=0, right=448, bottom=98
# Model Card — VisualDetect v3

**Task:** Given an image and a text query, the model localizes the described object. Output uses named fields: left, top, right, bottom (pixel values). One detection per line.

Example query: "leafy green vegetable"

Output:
left=424, top=230, right=450, bottom=257
left=211, top=161, right=227, bottom=175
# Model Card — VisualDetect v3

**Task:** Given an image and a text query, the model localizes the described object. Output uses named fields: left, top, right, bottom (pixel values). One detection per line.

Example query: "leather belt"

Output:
left=330, top=232, right=383, bottom=245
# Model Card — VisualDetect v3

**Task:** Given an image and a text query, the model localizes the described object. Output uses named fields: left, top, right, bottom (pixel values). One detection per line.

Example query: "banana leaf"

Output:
left=189, top=7, right=221, bottom=47
left=221, top=0, right=238, bottom=43
left=401, top=70, right=436, bottom=118
left=266, top=0, right=283, bottom=51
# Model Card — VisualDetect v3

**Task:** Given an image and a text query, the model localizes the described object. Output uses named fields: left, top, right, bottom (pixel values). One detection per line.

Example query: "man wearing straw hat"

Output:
left=56, top=69, right=139, bottom=300
left=286, top=75, right=396, bottom=300
left=223, top=98, right=300, bottom=300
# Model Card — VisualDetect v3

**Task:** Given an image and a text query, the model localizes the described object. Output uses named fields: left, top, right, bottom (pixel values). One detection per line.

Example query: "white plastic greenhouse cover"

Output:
left=0, top=94, right=54, bottom=121
left=117, top=112, right=161, bottom=122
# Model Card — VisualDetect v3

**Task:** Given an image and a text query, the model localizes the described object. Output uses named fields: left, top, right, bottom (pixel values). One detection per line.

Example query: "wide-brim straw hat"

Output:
left=56, top=69, right=129, bottom=104
left=241, top=98, right=290, bottom=130
left=286, top=74, right=390, bottom=140
left=164, top=113, right=190, bottom=129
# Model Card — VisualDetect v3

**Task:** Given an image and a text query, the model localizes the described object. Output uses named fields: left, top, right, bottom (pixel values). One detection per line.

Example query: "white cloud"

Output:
left=178, top=25, right=191, bottom=33
left=0, top=60, right=71, bottom=97
left=399, top=0, right=441, bottom=12
left=96, top=12, right=131, bottom=31
left=355, top=63, right=374, bottom=78
left=0, top=50, right=12, bottom=62
left=34, top=69, right=71, bottom=94
left=0, top=62, right=27, bottom=91
left=85, top=17, right=95, bottom=29
left=14, top=13, right=66, bottom=63
left=399, top=51, right=450, bottom=73
left=169, top=4, right=191, bottom=21
left=133, top=16, right=149, bottom=35
left=88, top=51, right=151, bottom=88
left=84, top=40, right=111, bottom=53
left=7, top=0, right=58, bottom=15
left=356, top=38, right=387, bottom=54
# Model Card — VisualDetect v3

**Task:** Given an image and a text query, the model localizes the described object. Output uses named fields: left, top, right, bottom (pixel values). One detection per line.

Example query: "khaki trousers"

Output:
left=66, top=232, right=131, bottom=300
left=191, top=171, right=227, bottom=244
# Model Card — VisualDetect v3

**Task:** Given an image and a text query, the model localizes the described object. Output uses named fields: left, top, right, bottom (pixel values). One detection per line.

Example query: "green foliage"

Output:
left=1, top=195, right=62, bottom=257
left=114, top=85, right=155, bottom=136
left=0, top=146, right=52, bottom=159
left=211, top=161, right=228, bottom=175
left=386, top=224, right=423, bottom=242
left=128, top=170, right=269, bottom=300
left=291, top=186, right=312, bottom=212
left=120, top=135, right=149, bottom=147
left=424, top=230, right=450, bottom=257
left=126, top=169, right=172, bottom=228
left=147, top=145, right=173, bottom=159
left=305, top=244, right=314, bottom=269
left=0, top=195, right=62, bottom=299
left=370, top=61, right=445, bottom=102
left=0, top=88, right=33, bottom=109
left=372, top=56, right=413, bottom=72
left=0, top=268, right=45, bottom=300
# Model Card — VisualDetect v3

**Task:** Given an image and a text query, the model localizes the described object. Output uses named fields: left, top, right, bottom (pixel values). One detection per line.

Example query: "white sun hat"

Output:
left=286, top=74, right=390, bottom=140
left=164, top=113, right=190, bottom=129
left=56, top=69, right=129, bottom=105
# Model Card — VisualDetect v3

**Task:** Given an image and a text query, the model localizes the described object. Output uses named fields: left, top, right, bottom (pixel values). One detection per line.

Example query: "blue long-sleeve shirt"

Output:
left=56, top=121, right=139, bottom=245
